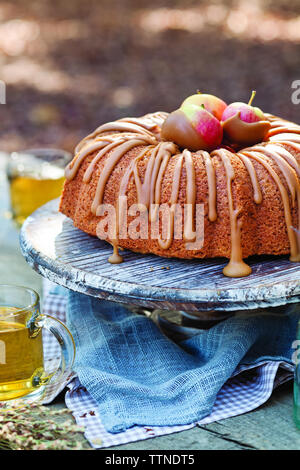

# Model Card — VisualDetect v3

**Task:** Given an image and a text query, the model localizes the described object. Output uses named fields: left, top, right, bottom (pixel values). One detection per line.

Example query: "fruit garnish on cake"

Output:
left=60, top=91, right=300, bottom=277
left=221, top=91, right=271, bottom=146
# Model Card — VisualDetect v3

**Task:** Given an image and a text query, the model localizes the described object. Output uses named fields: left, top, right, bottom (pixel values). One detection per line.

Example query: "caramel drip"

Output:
left=65, top=139, right=113, bottom=180
left=267, top=126, right=300, bottom=137
left=117, top=146, right=154, bottom=232
left=138, top=111, right=169, bottom=127
left=151, top=144, right=175, bottom=208
left=112, top=142, right=178, bottom=258
left=237, top=153, right=263, bottom=204
left=269, top=120, right=291, bottom=128
left=148, top=143, right=178, bottom=218
left=94, top=138, right=156, bottom=264
left=118, top=115, right=167, bottom=131
left=200, top=151, right=217, bottom=222
left=247, top=144, right=300, bottom=252
left=158, top=149, right=197, bottom=249
left=92, top=121, right=155, bottom=138
left=83, top=139, right=127, bottom=183
left=272, top=141, right=300, bottom=154
left=158, top=153, right=184, bottom=250
left=268, top=118, right=296, bottom=129
left=75, top=116, right=158, bottom=153
left=118, top=147, right=152, bottom=200
left=118, top=118, right=157, bottom=130
left=75, top=138, right=95, bottom=155
left=213, top=149, right=252, bottom=277
left=134, top=145, right=161, bottom=208
left=261, top=143, right=300, bottom=177
left=93, top=136, right=154, bottom=215
left=251, top=145, right=299, bottom=205
left=183, top=149, right=196, bottom=242
left=152, top=145, right=174, bottom=212
left=121, top=111, right=168, bottom=127
left=264, top=113, right=285, bottom=123
left=117, top=142, right=176, bottom=209
left=270, top=133, right=300, bottom=143
left=118, top=142, right=178, bottom=248
left=222, top=112, right=271, bottom=146
left=241, top=150, right=300, bottom=262
left=108, top=244, right=123, bottom=264
left=148, top=111, right=169, bottom=122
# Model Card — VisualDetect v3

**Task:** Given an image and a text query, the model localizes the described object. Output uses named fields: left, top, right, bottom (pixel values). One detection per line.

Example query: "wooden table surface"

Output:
left=1, top=154, right=300, bottom=450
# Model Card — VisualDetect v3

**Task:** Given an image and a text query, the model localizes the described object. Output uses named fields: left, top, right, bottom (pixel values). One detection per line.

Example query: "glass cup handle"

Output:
left=33, top=314, right=75, bottom=388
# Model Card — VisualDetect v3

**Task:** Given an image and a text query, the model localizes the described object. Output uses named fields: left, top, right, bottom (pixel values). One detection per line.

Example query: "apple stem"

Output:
left=248, top=90, right=256, bottom=106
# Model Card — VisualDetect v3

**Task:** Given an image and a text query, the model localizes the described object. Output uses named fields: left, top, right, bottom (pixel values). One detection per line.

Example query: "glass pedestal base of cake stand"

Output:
left=131, top=303, right=300, bottom=341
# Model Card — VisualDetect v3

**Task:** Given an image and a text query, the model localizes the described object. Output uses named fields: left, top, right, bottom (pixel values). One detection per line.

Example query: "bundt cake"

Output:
left=59, top=97, right=300, bottom=278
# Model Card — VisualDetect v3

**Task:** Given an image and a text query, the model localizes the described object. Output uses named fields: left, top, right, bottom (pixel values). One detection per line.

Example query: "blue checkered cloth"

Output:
left=63, top=288, right=298, bottom=436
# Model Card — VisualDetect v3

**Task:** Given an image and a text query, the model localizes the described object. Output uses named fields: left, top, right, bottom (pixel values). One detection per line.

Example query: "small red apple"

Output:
left=161, top=102, right=223, bottom=152
left=221, top=91, right=264, bottom=123
left=181, top=93, right=227, bottom=121
left=221, top=91, right=271, bottom=146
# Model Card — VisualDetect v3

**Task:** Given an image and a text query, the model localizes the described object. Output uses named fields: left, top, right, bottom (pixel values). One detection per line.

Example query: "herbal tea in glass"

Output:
left=0, top=286, right=75, bottom=405
left=0, top=306, right=44, bottom=401
left=7, top=149, right=72, bottom=226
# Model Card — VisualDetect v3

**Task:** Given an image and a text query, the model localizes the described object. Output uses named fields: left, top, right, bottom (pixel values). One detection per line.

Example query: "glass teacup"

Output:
left=0, top=285, right=75, bottom=406
left=6, top=148, right=72, bottom=226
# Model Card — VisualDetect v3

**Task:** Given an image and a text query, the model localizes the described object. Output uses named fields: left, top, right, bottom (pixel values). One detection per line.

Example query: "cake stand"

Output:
left=20, top=199, right=300, bottom=325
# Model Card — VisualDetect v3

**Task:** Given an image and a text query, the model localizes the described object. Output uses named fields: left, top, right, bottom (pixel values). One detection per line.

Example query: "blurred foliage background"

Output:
left=0, top=0, right=299, bottom=153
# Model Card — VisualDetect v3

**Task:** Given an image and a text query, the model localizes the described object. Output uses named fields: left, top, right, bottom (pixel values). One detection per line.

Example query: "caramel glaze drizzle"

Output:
left=117, top=141, right=178, bottom=254
left=65, top=112, right=300, bottom=276
left=212, top=149, right=252, bottom=277
left=240, top=149, right=300, bottom=262
left=157, top=149, right=197, bottom=250
left=268, top=126, right=300, bottom=138
left=199, top=151, right=217, bottom=222
left=75, top=112, right=168, bottom=154
left=270, top=133, right=300, bottom=144
left=157, top=151, right=183, bottom=250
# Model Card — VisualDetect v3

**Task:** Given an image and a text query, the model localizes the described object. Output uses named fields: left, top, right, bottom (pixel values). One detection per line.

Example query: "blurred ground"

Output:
left=0, top=0, right=299, bottom=153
